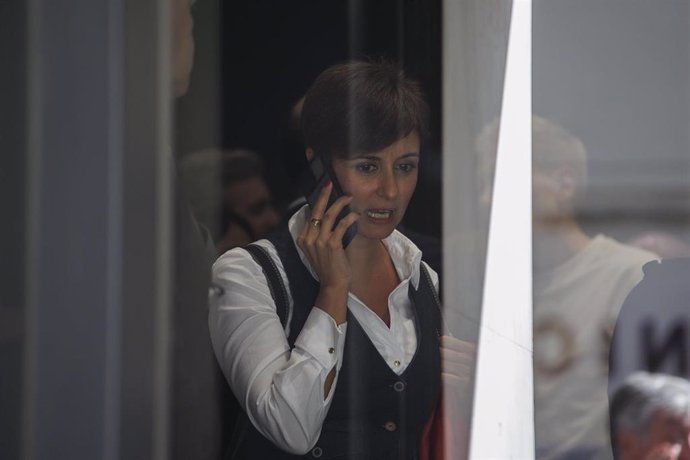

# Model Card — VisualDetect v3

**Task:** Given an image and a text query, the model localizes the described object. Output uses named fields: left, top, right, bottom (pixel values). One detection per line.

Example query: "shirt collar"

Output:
left=287, top=205, right=423, bottom=289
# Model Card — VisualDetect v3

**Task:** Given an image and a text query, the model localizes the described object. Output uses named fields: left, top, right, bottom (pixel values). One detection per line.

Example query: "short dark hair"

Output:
left=301, top=60, right=429, bottom=160
left=610, top=372, right=690, bottom=456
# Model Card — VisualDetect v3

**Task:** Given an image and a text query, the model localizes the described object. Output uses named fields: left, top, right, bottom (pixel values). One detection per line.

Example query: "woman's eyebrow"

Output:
left=350, top=152, right=420, bottom=161
left=349, top=154, right=381, bottom=161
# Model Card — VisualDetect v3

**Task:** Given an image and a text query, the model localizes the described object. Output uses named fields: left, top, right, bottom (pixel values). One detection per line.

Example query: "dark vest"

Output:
left=228, top=226, right=441, bottom=460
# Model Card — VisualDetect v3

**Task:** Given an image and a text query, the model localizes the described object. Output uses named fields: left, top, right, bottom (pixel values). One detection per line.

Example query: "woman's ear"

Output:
left=305, top=148, right=314, bottom=162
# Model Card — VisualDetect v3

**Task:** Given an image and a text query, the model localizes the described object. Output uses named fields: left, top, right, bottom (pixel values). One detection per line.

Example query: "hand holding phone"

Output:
left=303, top=156, right=358, bottom=248
left=296, top=173, right=360, bottom=326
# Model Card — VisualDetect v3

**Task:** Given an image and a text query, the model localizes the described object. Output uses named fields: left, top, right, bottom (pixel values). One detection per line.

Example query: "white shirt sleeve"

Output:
left=208, top=245, right=347, bottom=455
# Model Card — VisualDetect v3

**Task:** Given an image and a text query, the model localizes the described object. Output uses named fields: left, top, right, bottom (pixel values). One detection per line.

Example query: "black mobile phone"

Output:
left=303, top=155, right=358, bottom=248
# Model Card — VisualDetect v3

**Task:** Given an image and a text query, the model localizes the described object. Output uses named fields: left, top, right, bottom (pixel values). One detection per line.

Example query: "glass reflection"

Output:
left=610, top=372, right=690, bottom=460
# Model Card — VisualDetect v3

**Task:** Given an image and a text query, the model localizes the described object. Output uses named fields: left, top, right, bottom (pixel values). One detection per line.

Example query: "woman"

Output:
left=209, top=61, right=470, bottom=459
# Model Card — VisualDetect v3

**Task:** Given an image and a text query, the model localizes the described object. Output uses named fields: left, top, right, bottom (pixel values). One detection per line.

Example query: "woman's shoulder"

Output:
left=212, top=239, right=281, bottom=278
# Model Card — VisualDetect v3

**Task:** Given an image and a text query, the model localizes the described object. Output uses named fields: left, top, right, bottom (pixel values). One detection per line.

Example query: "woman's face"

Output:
left=332, top=132, right=420, bottom=241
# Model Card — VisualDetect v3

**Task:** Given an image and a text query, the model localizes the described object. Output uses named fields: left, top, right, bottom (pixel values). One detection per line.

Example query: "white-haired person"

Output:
left=610, top=372, right=690, bottom=460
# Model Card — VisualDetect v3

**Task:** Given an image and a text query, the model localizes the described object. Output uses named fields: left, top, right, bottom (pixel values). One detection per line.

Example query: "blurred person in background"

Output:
left=477, top=116, right=657, bottom=459
left=170, top=0, right=230, bottom=458
left=610, top=372, right=690, bottom=460
left=627, top=232, right=690, bottom=259
left=179, top=148, right=281, bottom=253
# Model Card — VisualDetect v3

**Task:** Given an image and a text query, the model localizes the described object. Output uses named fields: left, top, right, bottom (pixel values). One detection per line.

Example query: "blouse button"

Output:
left=328, top=347, right=335, bottom=354
left=393, top=360, right=401, bottom=368
left=384, top=421, right=398, bottom=432
left=311, top=446, right=323, bottom=458
left=393, top=381, right=405, bottom=392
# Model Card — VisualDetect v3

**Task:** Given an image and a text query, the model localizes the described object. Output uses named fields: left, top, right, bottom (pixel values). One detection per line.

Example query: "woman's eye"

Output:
left=396, top=163, right=418, bottom=173
left=355, top=163, right=378, bottom=174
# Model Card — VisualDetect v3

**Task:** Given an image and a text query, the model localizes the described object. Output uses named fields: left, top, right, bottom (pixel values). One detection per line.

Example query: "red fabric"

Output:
left=419, top=391, right=470, bottom=460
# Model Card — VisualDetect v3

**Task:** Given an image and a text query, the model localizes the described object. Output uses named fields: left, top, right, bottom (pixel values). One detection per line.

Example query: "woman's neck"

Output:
left=345, top=235, right=398, bottom=327
left=345, top=235, right=387, bottom=269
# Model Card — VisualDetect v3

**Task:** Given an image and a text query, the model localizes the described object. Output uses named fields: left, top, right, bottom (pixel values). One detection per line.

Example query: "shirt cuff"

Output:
left=294, top=307, right=347, bottom=372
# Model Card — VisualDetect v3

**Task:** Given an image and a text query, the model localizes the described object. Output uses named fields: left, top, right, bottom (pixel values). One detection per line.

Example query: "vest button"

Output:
left=383, top=421, right=397, bottom=432
left=393, top=381, right=405, bottom=392
left=311, top=446, right=323, bottom=458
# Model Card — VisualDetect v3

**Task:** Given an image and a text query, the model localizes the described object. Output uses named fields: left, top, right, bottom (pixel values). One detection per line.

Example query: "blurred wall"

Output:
left=534, top=0, right=690, bottom=242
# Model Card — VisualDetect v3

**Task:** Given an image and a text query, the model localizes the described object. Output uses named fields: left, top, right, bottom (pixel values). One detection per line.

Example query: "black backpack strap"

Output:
left=245, top=244, right=290, bottom=329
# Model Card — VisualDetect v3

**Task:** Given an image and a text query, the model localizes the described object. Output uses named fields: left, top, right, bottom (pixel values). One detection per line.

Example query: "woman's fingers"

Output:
left=312, top=181, right=333, bottom=218
left=317, top=195, right=354, bottom=244
left=440, top=335, right=476, bottom=380
left=442, top=347, right=474, bottom=366
left=441, top=372, right=472, bottom=388
left=440, top=335, right=477, bottom=354
left=300, top=182, right=333, bottom=245
left=442, top=360, right=473, bottom=378
left=440, top=337, right=476, bottom=364
left=296, top=181, right=357, bottom=289
left=330, top=211, right=360, bottom=245
left=440, top=338, right=476, bottom=398
left=308, top=182, right=333, bottom=227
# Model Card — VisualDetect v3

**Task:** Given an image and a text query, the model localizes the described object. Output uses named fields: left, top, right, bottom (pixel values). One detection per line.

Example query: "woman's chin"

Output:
left=355, top=222, right=397, bottom=241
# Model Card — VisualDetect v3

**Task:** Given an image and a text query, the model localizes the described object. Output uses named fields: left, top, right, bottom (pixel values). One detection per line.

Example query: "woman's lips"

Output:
left=365, top=209, right=395, bottom=223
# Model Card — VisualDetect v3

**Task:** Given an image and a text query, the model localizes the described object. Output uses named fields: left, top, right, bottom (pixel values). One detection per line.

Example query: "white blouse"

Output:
left=208, top=205, right=438, bottom=455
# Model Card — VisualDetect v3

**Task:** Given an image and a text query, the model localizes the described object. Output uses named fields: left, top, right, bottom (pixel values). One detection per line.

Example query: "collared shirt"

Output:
left=209, top=205, right=438, bottom=454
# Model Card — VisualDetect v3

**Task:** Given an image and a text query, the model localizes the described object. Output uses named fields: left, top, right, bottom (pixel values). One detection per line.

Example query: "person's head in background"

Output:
left=179, top=149, right=281, bottom=253
left=172, top=0, right=195, bottom=97
left=476, top=115, right=588, bottom=230
left=610, top=372, right=690, bottom=460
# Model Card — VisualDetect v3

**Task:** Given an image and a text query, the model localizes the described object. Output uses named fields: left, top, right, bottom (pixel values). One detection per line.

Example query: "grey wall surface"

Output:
left=22, top=0, right=173, bottom=459
left=534, top=0, right=690, bottom=240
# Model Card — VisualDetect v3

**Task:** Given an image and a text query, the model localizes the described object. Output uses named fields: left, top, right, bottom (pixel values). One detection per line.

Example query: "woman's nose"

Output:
left=377, top=170, right=398, bottom=200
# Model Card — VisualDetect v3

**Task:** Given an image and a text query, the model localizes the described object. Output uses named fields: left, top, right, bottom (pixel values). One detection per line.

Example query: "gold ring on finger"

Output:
left=310, top=218, right=322, bottom=228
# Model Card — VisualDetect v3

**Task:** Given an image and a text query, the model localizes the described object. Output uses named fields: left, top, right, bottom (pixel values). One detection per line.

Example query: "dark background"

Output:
left=0, top=2, right=444, bottom=458
left=1, top=0, right=26, bottom=457
left=177, top=0, right=443, bottom=237
left=174, top=1, right=445, bottom=450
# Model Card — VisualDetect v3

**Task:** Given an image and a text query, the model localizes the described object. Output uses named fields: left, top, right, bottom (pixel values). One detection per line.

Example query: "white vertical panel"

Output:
left=469, top=0, right=534, bottom=458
